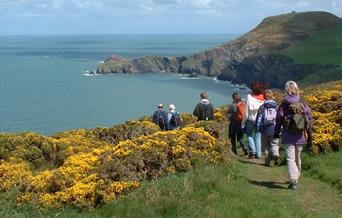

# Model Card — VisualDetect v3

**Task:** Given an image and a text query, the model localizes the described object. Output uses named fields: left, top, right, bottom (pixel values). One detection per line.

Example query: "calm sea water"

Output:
left=0, top=34, right=248, bottom=135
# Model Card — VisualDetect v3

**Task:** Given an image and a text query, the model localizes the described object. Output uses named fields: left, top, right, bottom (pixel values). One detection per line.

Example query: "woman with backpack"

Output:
left=256, top=89, right=279, bottom=166
left=228, top=93, right=248, bottom=155
left=274, top=81, right=313, bottom=190
left=242, top=82, right=266, bottom=159
left=167, top=104, right=182, bottom=130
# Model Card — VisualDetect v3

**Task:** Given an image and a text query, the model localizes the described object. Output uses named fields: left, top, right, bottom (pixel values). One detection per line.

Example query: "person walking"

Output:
left=193, top=92, right=214, bottom=121
left=152, top=103, right=168, bottom=130
left=256, top=89, right=279, bottom=166
left=242, top=82, right=266, bottom=158
left=228, top=93, right=248, bottom=155
left=167, top=104, right=182, bottom=130
left=274, top=81, right=313, bottom=190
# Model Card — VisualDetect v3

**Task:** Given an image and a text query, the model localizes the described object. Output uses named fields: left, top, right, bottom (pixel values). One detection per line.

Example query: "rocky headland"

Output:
left=96, top=11, right=342, bottom=88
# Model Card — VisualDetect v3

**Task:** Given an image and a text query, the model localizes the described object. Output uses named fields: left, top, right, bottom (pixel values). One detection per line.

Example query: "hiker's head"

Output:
left=200, top=92, right=208, bottom=100
left=232, top=92, right=241, bottom=102
left=250, top=82, right=267, bottom=95
left=169, top=104, right=175, bottom=111
left=157, top=103, right=163, bottom=109
left=285, top=81, right=299, bottom=96
left=265, top=89, right=274, bottom=100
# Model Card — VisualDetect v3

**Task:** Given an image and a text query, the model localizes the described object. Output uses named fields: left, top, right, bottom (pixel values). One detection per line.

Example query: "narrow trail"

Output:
left=238, top=155, right=342, bottom=216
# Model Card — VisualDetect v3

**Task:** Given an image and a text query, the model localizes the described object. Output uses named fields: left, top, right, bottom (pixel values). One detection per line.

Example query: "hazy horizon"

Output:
left=0, top=33, right=241, bottom=36
left=1, top=0, right=341, bottom=35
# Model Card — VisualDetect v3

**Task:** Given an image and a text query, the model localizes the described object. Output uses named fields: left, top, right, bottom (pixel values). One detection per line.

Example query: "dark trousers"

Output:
left=229, top=122, right=247, bottom=155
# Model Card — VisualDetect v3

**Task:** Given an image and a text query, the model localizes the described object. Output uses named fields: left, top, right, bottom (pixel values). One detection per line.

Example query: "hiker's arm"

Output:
left=274, top=103, right=284, bottom=138
left=152, top=112, right=157, bottom=123
left=241, top=101, right=248, bottom=128
left=165, top=113, right=169, bottom=130
left=209, top=104, right=214, bottom=120
left=255, top=107, right=263, bottom=133
left=193, top=104, right=200, bottom=117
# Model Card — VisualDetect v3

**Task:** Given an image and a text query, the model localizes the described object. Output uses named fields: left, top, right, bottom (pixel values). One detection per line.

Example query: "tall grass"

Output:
left=302, top=152, right=342, bottom=191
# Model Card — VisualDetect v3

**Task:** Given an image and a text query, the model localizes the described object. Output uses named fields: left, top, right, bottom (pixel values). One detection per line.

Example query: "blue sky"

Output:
left=1, top=0, right=341, bottom=35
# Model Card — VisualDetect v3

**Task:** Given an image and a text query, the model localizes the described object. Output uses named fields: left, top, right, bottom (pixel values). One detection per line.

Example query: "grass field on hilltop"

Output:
left=281, top=26, right=342, bottom=86
left=1, top=151, right=341, bottom=218
left=282, top=26, right=342, bottom=65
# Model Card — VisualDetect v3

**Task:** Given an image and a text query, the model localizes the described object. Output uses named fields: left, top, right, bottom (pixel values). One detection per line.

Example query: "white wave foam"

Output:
left=180, top=76, right=201, bottom=80
left=82, top=70, right=99, bottom=77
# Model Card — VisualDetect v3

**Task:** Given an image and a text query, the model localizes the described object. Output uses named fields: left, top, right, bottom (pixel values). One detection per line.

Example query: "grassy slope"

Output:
left=281, top=26, right=342, bottom=85
left=282, top=26, right=342, bottom=64
left=1, top=152, right=341, bottom=218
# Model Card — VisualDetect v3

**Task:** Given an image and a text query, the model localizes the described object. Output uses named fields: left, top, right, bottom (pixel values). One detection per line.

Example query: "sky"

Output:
left=0, top=0, right=341, bottom=35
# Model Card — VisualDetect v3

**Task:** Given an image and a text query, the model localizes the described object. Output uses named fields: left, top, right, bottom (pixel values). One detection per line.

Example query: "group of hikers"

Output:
left=152, top=80, right=312, bottom=190
left=152, top=92, right=214, bottom=131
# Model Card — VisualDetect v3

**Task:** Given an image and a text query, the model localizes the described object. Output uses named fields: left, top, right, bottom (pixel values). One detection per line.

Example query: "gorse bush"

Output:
left=90, top=120, right=160, bottom=145
left=302, top=81, right=342, bottom=153
left=0, top=120, right=233, bottom=210
left=0, top=159, right=32, bottom=192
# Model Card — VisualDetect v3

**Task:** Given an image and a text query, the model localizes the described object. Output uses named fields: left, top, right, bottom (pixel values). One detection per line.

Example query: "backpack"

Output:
left=284, top=101, right=309, bottom=133
left=235, top=101, right=246, bottom=123
left=262, top=106, right=277, bottom=127
left=170, top=112, right=181, bottom=128
left=156, top=110, right=166, bottom=130
left=203, top=104, right=210, bottom=121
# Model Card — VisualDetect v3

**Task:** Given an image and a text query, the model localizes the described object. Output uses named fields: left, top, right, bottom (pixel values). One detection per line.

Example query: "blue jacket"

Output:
left=256, top=100, right=278, bottom=136
left=167, top=111, right=181, bottom=130
left=152, top=109, right=168, bottom=130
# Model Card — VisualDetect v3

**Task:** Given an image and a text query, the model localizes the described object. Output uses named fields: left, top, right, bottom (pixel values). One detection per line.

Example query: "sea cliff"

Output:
left=96, top=11, right=342, bottom=88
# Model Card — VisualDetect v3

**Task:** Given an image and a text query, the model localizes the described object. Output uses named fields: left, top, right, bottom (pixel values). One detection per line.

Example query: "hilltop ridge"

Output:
left=96, top=11, right=342, bottom=88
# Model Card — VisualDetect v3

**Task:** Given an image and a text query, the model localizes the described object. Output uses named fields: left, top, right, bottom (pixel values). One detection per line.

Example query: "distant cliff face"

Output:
left=96, top=11, right=342, bottom=88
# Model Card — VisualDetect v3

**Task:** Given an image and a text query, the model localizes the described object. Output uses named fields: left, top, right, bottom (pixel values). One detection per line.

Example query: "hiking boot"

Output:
left=254, top=154, right=261, bottom=159
left=242, top=147, right=248, bottom=156
left=273, top=155, right=280, bottom=166
left=248, top=153, right=255, bottom=159
left=264, top=158, right=271, bottom=167
left=288, top=180, right=297, bottom=190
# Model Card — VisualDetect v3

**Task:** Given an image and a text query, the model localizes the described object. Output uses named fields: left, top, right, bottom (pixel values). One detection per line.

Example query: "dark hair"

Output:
left=200, top=92, right=208, bottom=99
left=250, top=82, right=267, bottom=95
left=265, top=89, right=274, bottom=100
left=232, top=92, right=241, bottom=102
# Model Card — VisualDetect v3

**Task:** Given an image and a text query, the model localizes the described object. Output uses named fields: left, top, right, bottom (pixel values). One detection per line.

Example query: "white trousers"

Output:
left=285, top=144, right=302, bottom=182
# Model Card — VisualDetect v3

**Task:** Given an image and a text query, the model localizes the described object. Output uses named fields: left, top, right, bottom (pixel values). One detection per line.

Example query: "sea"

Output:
left=0, top=34, right=249, bottom=135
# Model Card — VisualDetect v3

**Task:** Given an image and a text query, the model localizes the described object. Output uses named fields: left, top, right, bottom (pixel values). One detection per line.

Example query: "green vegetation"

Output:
left=281, top=26, right=342, bottom=85
left=282, top=26, right=342, bottom=65
left=1, top=152, right=341, bottom=218
left=302, top=152, right=342, bottom=191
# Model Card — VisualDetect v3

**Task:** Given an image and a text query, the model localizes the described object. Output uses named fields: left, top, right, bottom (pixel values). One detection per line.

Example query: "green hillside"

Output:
left=282, top=26, right=342, bottom=64
left=280, top=26, right=342, bottom=85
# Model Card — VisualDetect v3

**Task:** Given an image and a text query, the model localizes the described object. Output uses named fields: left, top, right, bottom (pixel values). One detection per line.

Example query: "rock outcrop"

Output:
left=96, top=11, right=342, bottom=87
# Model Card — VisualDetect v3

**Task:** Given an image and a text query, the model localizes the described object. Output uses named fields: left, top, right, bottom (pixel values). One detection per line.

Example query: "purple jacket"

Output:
left=274, top=94, right=313, bottom=145
left=256, top=100, right=278, bottom=136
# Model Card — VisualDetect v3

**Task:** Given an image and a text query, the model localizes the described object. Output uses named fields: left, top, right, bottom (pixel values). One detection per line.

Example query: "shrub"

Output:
left=302, top=81, right=342, bottom=153
left=11, top=126, right=233, bottom=210
left=90, top=121, right=160, bottom=145
left=0, top=159, right=32, bottom=191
